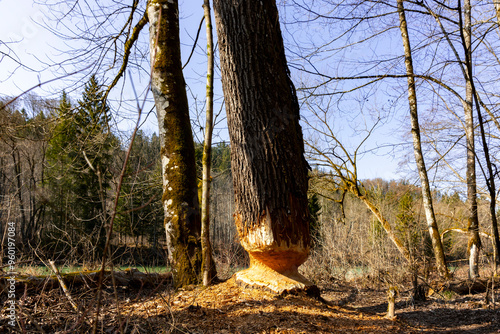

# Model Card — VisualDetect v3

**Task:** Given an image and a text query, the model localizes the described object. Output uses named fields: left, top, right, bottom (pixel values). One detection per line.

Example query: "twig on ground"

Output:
left=93, top=71, right=147, bottom=334
left=48, top=260, right=79, bottom=312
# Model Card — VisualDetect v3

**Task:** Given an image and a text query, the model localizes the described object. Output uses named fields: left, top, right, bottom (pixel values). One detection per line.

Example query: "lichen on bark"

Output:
left=148, top=0, right=202, bottom=287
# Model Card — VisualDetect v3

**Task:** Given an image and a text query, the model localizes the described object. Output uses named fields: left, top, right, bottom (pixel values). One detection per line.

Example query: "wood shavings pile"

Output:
left=121, top=277, right=415, bottom=333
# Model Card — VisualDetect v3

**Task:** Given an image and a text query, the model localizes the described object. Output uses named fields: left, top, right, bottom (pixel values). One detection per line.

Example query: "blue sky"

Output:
left=0, top=0, right=402, bottom=181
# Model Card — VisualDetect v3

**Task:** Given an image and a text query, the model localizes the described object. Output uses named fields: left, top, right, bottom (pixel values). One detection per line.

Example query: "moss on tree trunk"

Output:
left=213, top=0, right=313, bottom=294
left=148, top=0, right=202, bottom=287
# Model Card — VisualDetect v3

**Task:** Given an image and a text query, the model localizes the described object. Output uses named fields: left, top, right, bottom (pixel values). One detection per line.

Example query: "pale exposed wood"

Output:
left=49, top=260, right=78, bottom=312
left=440, top=228, right=492, bottom=242
left=386, top=287, right=396, bottom=319
left=148, top=0, right=202, bottom=287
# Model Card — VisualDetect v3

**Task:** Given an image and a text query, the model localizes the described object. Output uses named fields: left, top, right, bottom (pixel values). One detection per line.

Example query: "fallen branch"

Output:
left=429, top=278, right=497, bottom=295
left=440, top=228, right=492, bottom=243
left=1, top=269, right=172, bottom=291
left=49, top=260, right=78, bottom=312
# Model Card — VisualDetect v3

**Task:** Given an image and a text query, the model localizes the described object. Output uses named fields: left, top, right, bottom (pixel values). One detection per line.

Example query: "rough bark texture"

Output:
left=201, top=0, right=217, bottom=286
left=213, top=0, right=312, bottom=294
left=461, top=0, right=481, bottom=279
left=397, top=0, right=449, bottom=279
left=475, top=40, right=500, bottom=273
left=148, top=0, right=202, bottom=287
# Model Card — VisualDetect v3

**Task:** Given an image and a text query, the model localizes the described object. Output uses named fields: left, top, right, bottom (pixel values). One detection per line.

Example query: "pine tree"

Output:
left=74, top=75, right=116, bottom=252
left=116, top=130, right=163, bottom=248
left=45, top=91, right=77, bottom=233
left=45, top=77, right=117, bottom=258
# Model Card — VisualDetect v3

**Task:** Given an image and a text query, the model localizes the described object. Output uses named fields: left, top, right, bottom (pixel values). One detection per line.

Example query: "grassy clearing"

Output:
left=15, top=265, right=170, bottom=276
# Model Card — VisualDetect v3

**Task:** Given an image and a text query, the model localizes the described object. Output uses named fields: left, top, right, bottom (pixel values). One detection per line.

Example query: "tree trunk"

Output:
left=469, top=4, right=500, bottom=273
left=201, top=0, right=217, bottom=286
left=397, top=0, right=449, bottom=279
left=12, top=149, right=27, bottom=247
left=461, top=0, right=481, bottom=279
left=213, top=0, right=313, bottom=294
left=148, top=0, right=202, bottom=287
left=358, top=194, right=411, bottom=263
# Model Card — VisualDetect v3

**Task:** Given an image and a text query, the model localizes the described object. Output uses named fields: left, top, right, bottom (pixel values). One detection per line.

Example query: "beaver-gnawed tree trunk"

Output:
left=148, top=0, right=202, bottom=287
left=213, top=0, right=313, bottom=294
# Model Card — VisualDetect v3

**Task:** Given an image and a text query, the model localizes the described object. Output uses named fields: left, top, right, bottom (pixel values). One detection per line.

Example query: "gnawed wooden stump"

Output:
left=235, top=254, right=317, bottom=295
left=233, top=211, right=316, bottom=295
left=386, top=287, right=397, bottom=319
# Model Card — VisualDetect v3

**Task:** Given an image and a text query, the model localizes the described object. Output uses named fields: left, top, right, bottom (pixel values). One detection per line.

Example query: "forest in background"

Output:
left=1, top=80, right=497, bottom=283
left=0, top=79, right=238, bottom=271
left=2, top=1, right=500, bottom=332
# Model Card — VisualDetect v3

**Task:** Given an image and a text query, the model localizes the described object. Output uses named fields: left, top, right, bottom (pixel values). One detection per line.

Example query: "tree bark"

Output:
left=213, top=0, right=313, bottom=294
left=12, top=149, right=27, bottom=245
left=148, top=0, right=202, bottom=287
left=460, top=0, right=481, bottom=279
left=397, top=0, right=449, bottom=279
left=462, top=1, right=500, bottom=273
left=201, top=0, right=217, bottom=286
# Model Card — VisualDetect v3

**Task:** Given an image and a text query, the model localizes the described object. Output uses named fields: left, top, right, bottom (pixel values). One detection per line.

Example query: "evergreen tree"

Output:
left=308, top=194, right=322, bottom=246
left=45, top=77, right=117, bottom=258
left=116, top=130, right=163, bottom=248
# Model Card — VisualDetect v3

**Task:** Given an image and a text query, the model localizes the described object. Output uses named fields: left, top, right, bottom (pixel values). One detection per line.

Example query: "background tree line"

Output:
left=0, top=76, right=237, bottom=269
left=1, top=76, right=495, bottom=282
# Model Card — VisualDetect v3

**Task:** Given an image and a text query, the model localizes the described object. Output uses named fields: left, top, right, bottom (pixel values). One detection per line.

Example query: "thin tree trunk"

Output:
left=358, top=194, right=411, bottom=263
left=148, top=0, right=202, bottom=287
left=464, top=2, right=500, bottom=273
left=397, top=0, right=449, bottom=279
left=460, top=0, right=481, bottom=279
left=201, top=0, right=217, bottom=286
left=12, top=149, right=27, bottom=246
left=213, top=0, right=313, bottom=294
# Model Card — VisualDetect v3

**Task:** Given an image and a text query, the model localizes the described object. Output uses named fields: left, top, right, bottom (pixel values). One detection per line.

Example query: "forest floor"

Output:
left=1, top=271, right=500, bottom=333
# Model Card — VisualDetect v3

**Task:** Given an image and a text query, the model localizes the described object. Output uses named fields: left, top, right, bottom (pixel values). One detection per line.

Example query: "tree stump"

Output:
left=386, top=287, right=397, bottom=319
